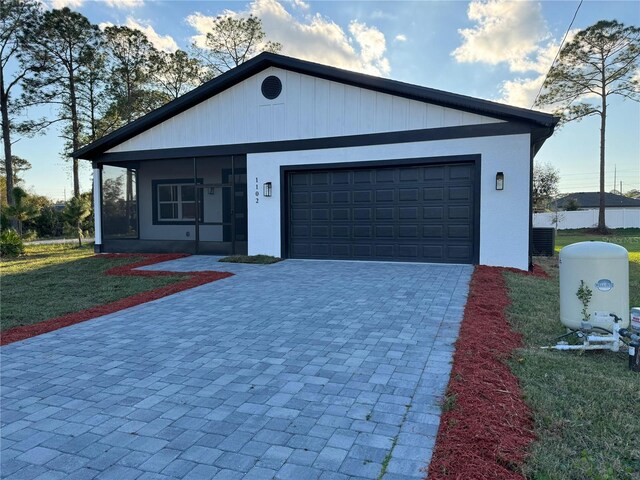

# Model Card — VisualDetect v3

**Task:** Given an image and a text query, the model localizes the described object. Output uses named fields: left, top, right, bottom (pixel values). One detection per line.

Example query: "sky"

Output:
left=11, top=0, right=640, bottom=200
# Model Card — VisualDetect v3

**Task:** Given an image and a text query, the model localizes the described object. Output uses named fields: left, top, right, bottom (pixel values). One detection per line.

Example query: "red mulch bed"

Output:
left=1, top=253, right=233, bottom=346
left=427, top=265, right=546, bottom=479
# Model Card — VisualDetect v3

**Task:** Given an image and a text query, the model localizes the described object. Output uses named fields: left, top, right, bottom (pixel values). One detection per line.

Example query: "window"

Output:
left=155, top=183, right=202, bottom=222
left=102, top=165, right=138, bottom=239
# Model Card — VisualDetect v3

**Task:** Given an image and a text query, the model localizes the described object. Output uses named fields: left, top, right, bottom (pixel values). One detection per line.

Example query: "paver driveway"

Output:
left=1, top=258, right=472, bottom=480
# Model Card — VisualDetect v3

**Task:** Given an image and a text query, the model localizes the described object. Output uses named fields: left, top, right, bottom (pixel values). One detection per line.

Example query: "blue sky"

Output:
left=13, top=0, right=640, bottom=200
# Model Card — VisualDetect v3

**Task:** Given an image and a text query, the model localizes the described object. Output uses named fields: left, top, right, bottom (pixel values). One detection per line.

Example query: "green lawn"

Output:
left=505, top=229, right=640, bottom=479
left=0, top=244, right=186, bottom=331
left=218, top=254, right=282, bottom=264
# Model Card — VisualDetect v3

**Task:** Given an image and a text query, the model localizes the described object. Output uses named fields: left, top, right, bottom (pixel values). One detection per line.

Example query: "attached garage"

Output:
left=74, top=52, right=558, bottom=270
left=285, top=158, right=478, bottom=263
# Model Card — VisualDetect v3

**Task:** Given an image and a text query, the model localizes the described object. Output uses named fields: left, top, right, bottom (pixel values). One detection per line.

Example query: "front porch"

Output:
left=94, top=155, right=248, bottom=255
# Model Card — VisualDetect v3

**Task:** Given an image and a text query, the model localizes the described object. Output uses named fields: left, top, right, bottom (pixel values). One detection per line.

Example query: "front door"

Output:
left=195, top=155, right=247, bottom=255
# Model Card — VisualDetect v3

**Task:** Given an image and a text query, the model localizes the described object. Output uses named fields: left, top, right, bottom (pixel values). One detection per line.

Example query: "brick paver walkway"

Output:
left=1, top=258, right=472, bottom=479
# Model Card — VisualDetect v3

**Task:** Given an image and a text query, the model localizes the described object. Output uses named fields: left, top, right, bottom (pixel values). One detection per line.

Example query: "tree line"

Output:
left=2, top=1, right=638, bottom=242
left=1, top=0, right=279, bottom=250
left=1, top=0, right=280, bottom=207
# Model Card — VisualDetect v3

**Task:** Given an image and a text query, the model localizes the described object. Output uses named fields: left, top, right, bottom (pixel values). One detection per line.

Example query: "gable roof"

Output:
left=557, top=192, right=640, bottom=208
left=74, top=52, right=559, bottom=160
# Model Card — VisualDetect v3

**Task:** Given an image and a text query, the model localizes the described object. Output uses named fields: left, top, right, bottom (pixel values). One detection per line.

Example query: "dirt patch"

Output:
left=1, top=254, right=233, bottom=346
left=427, top=265, right=536, bottom=479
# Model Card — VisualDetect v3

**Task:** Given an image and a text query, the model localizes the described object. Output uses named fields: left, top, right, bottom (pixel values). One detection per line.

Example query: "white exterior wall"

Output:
left=534, top=208, right=640, bottom=229
left=108, top=67, right=502, bottom=154
left=248, top=133, right=532, bottom=270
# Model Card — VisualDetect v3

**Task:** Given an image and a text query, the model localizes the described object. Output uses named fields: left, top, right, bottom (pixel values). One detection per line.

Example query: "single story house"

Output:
left=74, top=53, right=558, bottom=270
left=555, top=192, right=640, bottom=210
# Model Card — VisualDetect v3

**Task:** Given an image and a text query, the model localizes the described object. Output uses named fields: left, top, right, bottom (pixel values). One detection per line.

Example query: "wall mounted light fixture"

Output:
left=208, top=187, right=215, bottom=195
left=496, top=172, right=504, bottom=191
left=263, top=182, right=272, bottom=197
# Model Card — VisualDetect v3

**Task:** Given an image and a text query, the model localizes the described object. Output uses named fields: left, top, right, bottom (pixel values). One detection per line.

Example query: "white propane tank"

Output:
left=559, top=241, right=629, bottom=331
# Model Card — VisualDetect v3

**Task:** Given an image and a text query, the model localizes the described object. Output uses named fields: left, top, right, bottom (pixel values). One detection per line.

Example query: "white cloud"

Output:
left=286, top=0, right=309, bottom=10
left=394, top=34, right=407, bottom=42
left=498, top=32, right=580, bottom=108
left=186, top=0, right=392, bottom=77
left=452, top=0, right=583, bottom=109
left=99, top=18, right=178, bottom=53
left=370, top=10, right=397, bottom=21
left=497, top=41, right=556, bottom=108
left=453, top=0, right=549, bottom=72
left=349, top=21, right=390, bottom=76
left=185, top=12, right=219, bottom=49
left=50, top=0, right=83, bottom=8
left=103, top=0, right=144, bottom=9
left=500, top=76, right=546, bottom=109
left=125, top=18, right=178, bottom=52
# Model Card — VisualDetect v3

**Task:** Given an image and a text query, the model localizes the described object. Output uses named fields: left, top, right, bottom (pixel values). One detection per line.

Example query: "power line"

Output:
left=560, top=176, right=639, bottom=183
left=559, top=170, right=637, bottom=177
left=560, top=179, right=639, bottom=186
left=531, top=0, right=584, bottom=109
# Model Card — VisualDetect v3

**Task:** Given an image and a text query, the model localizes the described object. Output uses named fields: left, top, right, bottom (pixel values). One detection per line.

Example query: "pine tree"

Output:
left=535, top=21, right=640, bottom=233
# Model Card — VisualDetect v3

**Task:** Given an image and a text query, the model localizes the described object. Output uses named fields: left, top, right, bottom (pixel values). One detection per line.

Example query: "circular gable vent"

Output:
left=261, top=75, right=282, bottom=100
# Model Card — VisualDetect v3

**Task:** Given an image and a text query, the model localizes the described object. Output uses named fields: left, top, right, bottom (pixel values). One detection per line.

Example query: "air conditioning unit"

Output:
left=532, top=227, right=555, bottom=256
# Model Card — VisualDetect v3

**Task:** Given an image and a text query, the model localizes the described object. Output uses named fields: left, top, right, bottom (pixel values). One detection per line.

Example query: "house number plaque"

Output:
left=255, top=177, right=259, bottom=203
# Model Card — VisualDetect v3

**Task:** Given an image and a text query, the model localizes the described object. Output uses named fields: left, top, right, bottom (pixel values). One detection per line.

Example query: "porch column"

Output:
left=93, top=163, right=103, bottom=253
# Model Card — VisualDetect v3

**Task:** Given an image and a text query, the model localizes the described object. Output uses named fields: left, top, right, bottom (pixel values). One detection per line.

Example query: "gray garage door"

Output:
left=287, top=162, right=477, bottom=263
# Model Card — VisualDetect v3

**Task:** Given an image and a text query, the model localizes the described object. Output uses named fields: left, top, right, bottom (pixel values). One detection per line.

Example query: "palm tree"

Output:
left=62, top=195, right=91, bottom=246
left=5, top=187, right=37, bottom=235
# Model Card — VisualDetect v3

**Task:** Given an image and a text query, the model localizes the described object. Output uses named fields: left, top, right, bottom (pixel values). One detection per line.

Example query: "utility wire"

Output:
left=531, top=0, right=584, bottom=109
left=561, top=170, right=636, bottom=177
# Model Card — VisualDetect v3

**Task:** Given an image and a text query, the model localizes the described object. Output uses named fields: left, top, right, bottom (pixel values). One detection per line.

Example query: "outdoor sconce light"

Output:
left=263, top=182, right=272, bottom=197
left=208, top=187, right=215, bottom=195
left=496, top=172, right=504, bottom=191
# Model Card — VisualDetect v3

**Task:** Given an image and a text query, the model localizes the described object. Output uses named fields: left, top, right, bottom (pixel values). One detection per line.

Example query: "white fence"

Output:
left=533, top=208, right=640, bottom=230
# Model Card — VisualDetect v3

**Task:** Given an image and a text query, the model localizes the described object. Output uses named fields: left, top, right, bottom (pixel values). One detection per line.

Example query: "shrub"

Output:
left=79, top=192, right=94, bottom=236
left=0, top=229, right=25, bottom=257
left=0, top=210, right=10, bottom=231
left=5, top=187, right=38, bottom=235
left=28, top=205, right=64, bottom=238
left=22, top=229, right=38, bottom=241
left=63, top=196, right=92, bottom=246
left=565, top=198, right=581, bottom=211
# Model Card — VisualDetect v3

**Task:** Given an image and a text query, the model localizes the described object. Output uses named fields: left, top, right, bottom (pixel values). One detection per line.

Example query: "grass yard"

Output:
left=505, top=229, right=640, bottom=479
left=0, top=244, right=188, bottom=332
left=218, top=254, right=282, bottom=264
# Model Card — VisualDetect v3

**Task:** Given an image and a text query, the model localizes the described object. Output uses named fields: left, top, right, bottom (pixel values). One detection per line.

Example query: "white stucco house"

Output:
left=74, top=53, right=558, bottom=271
